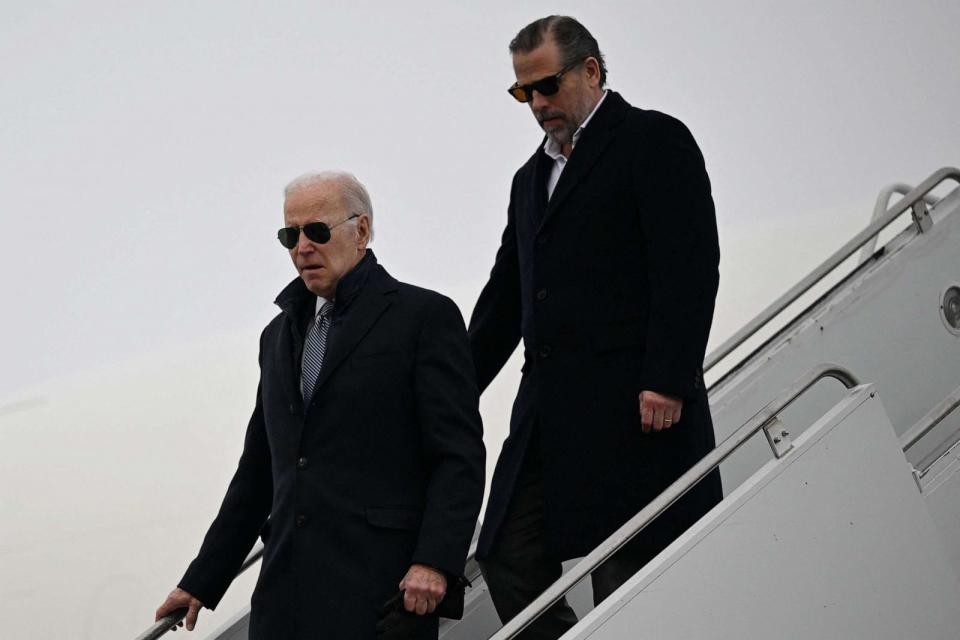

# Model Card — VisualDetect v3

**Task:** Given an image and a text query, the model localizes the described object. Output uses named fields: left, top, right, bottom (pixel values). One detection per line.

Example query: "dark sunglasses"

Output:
left=277, top=214, right=359, bottom=249
left=507, top=60, right=583, bottom=103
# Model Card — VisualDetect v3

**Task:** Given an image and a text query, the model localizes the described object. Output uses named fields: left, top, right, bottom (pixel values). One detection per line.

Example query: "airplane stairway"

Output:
left=562, top=380, right=960, bottom=639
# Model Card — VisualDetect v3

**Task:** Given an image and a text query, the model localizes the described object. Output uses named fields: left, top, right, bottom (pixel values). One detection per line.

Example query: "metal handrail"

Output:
left=858, top=183, right=940, bottom=264
left=900, top=384, right=960, bottom=454
left=704, top=167, right=960, bottom=375
left=488, top=363, right=859, bottom=639
left=463, top=541, right=481, bottom=581
left=134, top=545, right=264, bottom=640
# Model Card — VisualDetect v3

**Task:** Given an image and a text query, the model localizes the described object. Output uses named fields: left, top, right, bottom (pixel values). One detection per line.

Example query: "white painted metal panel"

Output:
left=711, top=186, right=960, bottom=491
left=921, top=436, right=960, bottom=579
left=568, top=388, right=960, bottom=640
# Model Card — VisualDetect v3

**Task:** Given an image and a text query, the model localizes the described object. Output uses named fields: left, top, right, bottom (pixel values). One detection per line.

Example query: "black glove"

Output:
left=375, top=576, right=471, bottom=638
left=375, top=591, right=432, bottom=639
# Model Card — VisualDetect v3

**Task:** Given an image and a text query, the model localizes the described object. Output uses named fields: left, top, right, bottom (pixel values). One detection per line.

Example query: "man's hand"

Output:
left=639, top=390, right=683, bottom=434
left=399, top=564, right=447, bottom=615
left=155, top=587, right=204, bottom=632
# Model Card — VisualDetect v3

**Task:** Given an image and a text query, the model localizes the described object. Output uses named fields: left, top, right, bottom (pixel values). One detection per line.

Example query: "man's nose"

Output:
left=297, top=230, right=316, bottom=253
left=530, top=90, right=550, bottom=112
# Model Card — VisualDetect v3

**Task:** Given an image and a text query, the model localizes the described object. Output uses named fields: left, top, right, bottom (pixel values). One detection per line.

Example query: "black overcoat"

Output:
left=179, top=252, right=485, bottom=639
left=469, top=91, right=722, bottom=561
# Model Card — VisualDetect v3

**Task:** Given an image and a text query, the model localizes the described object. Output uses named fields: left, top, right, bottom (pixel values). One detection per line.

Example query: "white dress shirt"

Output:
left=314, top=295, right=331, bottom=317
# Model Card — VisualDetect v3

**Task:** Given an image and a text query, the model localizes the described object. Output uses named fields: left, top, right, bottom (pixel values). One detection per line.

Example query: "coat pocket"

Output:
left=591, top=321, right=644, bottom=355
left=351, top=348, right=407, bottom=365
left=365, top=506, right=422, bottom=530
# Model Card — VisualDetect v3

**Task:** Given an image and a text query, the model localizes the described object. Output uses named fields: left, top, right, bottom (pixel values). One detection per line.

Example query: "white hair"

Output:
left=284, top=170, right=375, bottom=241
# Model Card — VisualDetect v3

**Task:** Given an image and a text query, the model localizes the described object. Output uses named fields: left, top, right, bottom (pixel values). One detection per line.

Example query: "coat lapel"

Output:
left=530, top=148, right=551, bottom=227
left=272, top=278, right=311, bottom=412
left=538, top=91, right=630, bottom=233
left=280, top=318, right=304, bottom=410
left=308, top=266, right=397, bottom=399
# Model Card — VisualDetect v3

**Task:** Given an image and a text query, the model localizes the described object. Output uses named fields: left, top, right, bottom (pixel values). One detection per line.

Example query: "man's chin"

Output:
left=301, top=274, right=331, bottom=297
left=542, top=128, right=571, bottom=148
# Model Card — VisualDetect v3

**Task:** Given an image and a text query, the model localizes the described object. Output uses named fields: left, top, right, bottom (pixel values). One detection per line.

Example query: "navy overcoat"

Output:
left=180, top=252, right=485, bottom=639
left=469, top=91, right=722, bottom=561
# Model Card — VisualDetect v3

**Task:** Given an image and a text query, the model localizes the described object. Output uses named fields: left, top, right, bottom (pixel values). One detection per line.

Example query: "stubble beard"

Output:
left=542, top=118, right=577, bottom=148
left=539, top=89, right=594, bottom=149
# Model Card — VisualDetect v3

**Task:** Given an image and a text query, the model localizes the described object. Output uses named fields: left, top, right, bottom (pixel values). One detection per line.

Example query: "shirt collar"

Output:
left=328, top=249, right=374, bottom=314
left=314, top=295, right=332, bottom=317
left=542, top=89, right=609, bottom=161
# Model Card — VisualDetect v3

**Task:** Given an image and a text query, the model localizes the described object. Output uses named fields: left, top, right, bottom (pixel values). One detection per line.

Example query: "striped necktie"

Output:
left=301, top=301, right=334, bottom=403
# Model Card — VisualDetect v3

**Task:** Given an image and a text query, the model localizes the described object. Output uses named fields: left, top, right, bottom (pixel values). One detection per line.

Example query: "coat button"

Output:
left=538, top=345, right=552, bottom=358
left=297, top=457, right=308, bottom=469
left=537, top=236, right=548, bottom=245
left=288, top=403, right=297, bottom=414
left=296, top=514, right=307, bottom=528
left=536, top=288, right=548, bottom=301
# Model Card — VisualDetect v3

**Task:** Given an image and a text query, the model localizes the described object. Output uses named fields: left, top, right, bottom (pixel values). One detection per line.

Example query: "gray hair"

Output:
left=284, top=170, right=375, bottom=241
left=509, top=16, right=608, bottom=87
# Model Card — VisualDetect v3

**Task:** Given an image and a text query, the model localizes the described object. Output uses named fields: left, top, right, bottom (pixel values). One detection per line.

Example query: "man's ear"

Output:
left=356, top=215, right=372, bottom=248
left=584, top=57, right=601, bottom=87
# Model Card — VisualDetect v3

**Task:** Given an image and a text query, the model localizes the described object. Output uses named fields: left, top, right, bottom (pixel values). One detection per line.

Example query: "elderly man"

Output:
left=155, top=171, right=485, bottom=639
left=469, top=16, right=722, bottom=637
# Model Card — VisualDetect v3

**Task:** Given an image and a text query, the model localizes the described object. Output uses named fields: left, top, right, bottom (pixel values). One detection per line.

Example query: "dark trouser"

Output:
left=479, top=437, right=661, bottom=640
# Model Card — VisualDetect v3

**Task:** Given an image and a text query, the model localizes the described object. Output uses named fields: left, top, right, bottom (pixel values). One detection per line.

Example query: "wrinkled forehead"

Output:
left=283, top=181, right=345, bottom=225
left=512, top=38, right=562, bottom=84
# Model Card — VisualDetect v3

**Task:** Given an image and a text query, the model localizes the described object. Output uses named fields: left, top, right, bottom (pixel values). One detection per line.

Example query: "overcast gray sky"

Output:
left=3, top=2, right=960, bottom=637
left=3, top=0, right=959, bottom=398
